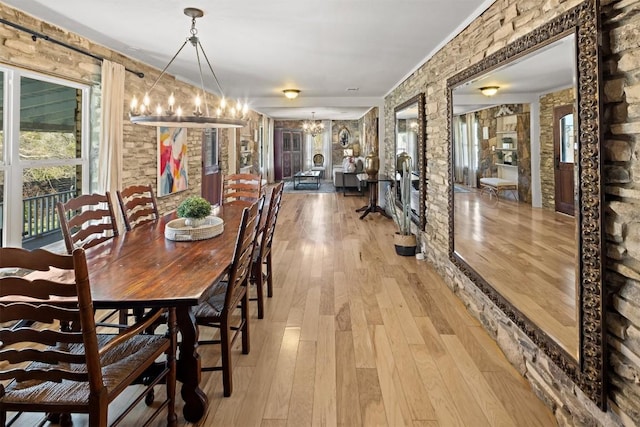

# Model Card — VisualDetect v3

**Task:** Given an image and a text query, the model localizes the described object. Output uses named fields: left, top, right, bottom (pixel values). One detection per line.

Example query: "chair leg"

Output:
left=220, top=317, right=233, bottom=397
left=1, top=409, right=6, bottom=427
left=266, top=252, right=274, bottom=298
left=241, top=291, right=250, bottom=355
left=253, top=260, right=265, bottom=319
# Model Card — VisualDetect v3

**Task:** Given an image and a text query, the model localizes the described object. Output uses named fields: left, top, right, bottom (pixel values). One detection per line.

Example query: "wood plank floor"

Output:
left=453, top=189, right=577, bottom=358
left=7, top=189, right=557, bottom=426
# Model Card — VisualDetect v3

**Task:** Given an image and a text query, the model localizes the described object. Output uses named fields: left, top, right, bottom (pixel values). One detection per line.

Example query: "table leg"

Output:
left=176, top=307, right=208, bottom=423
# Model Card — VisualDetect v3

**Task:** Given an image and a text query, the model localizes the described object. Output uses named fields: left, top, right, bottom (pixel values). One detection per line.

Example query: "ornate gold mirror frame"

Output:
left=446, top=0, right=605, bottom=408
left=394, top=93, right=426, bottom=229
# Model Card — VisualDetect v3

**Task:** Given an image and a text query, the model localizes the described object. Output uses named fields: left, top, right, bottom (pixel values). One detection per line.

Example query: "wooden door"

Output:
left=201, top=129, right=222, bottom=206
left=553, top=105, right=575, bottom=216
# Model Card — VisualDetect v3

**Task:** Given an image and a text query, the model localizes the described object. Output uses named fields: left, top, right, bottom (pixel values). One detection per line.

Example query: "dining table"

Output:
left=83, top=203, right=246, bottom=423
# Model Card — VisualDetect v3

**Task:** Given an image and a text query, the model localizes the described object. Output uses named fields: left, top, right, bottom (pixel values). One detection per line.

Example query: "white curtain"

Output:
left=266, top=118, right=275, bottom=183
left=97, top=60, right=125, bottom=228
left=453, top=113, right=479, bottom=187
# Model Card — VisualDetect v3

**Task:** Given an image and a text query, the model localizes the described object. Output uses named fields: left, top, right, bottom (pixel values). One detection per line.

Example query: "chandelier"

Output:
left=129, top=8, right=249, bottom=128
left=302, top=112, right=324, bottom=137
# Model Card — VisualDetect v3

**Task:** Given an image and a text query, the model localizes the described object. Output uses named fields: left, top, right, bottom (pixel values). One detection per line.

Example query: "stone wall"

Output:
left=0, top=3, right=248, bottom=215
left=385, top=0, right=639, bottom=424
left=540, top=87, right=576, bottom=210
left=331, top=120, right=360, bottom=166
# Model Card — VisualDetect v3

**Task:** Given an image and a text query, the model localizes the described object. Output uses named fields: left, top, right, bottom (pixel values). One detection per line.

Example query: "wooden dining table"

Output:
left=83, top=203, right=246, bottom=423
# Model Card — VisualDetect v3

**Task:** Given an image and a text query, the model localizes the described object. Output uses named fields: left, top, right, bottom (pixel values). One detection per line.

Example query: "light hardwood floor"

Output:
left=8, top=189, right=557, bottom=426
left=454, top=189, right=577, bottom=358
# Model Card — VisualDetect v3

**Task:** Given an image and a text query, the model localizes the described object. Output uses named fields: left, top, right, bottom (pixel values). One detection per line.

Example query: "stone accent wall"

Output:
left=0, top=3, right=245, bottom=216
left=361, top=107, right=379, bottom=155
left=540, top=88, right=576, bottom=210
left=385, top=0, right=638, bottom=424
left=331, top=120, right=360, bottom=166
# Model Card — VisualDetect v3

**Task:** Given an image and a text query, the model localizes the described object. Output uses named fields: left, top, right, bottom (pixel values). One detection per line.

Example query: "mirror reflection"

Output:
left=395, top=94, right=424, bottom=227
left=452, top=34, right=578, bottom=358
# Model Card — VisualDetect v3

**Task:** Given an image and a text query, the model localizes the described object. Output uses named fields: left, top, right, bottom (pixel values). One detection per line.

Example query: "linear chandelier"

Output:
left=129, top=7, right=249, bottom=128
left=302, top=112, right=324, bottom=137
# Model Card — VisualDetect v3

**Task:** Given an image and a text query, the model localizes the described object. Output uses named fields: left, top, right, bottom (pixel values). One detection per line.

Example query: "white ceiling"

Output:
left=2, top=0, right=492, bottom=120
left=453, top=35, right=576, bottom=114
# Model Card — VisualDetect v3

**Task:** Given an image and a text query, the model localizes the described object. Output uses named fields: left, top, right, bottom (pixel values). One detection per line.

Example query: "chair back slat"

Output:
left=56, top=193, right=119, bottom=253
left=1, top=347, right=87, bottom=365
left=0, top=247, right=75, bottom=271
left=223, top=173, right=262, bottom=206
left=0, top=247, right=104, bottom=390
left=0, top=328, right=84, bottom=346
left=0, top=302, right=80, bottom=324
left=116, top=184, right=159, bottom=231
left=0, top=368, right=88, bottom=383
left=225, top=198, right=261, bottom=309
left=0, top=277, right=77, bottom=299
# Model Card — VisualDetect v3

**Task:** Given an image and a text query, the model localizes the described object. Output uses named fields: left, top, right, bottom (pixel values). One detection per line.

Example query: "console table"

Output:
left=356, top=174, right=393, bottom=219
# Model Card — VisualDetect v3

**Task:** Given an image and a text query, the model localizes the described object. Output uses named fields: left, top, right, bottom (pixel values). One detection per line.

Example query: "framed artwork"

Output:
left=339, top=127, right=350, bottom=147
left=158, top=126, right=188, bottom=196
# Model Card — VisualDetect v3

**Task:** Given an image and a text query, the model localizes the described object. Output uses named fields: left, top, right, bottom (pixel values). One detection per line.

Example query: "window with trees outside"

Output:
left=1, top=66, right=90, bottom=248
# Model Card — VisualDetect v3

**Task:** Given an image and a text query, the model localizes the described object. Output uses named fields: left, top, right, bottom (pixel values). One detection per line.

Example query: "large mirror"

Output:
left=395, top=93, right=426, bottom=229
left=447, top=0, right=605, bottom=408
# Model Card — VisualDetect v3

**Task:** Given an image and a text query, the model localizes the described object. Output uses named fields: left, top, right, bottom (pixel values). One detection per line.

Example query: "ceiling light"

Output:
left=283, top=89, right=300, bottom=99
left=129, top=7, right=248, bottom=128
left=480, top=86, right=500, bottom=97
left=302, top=112, right=324, bottom=137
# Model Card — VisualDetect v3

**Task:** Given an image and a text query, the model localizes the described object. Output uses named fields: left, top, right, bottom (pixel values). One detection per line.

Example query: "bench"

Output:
left=479, top=177, right=518, bottom=200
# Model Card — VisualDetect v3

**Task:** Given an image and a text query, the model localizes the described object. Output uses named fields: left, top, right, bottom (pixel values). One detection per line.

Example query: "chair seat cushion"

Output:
left=193, top=291, right=226, bottom=318
left=1, top=334, right=169, bottom=407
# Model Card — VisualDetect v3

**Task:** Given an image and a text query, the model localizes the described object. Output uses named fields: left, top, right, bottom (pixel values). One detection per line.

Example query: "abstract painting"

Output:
left=158, top=126, right=188, bottom=196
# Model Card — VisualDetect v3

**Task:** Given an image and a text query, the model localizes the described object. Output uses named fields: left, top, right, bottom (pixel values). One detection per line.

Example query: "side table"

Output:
left=355, top=174, right=393, bottom=219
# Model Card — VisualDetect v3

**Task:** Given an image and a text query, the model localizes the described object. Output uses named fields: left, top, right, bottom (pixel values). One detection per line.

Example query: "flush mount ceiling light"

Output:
left=480, top=86, right=500, bottom=97
left=283, top=89, right=300, bottom=99
left=302, top=112, right=324, bottom=137
left=129, top=7, right=248, bottom=128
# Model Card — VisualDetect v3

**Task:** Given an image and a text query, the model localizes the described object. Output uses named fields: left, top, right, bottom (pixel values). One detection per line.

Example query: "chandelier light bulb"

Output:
left=129, top=8, right=249, bottom=128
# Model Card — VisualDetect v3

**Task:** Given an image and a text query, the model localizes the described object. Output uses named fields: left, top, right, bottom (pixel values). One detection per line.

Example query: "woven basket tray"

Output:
left=165, top=216, right=224, bottom=241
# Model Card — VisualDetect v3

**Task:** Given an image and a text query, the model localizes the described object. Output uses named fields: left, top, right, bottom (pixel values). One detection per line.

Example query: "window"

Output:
left=1, top=65, right=90, bottom=248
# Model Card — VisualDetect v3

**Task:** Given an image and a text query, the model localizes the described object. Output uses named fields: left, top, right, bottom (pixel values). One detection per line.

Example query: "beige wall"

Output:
left=385, top=0, right=639, bottom=424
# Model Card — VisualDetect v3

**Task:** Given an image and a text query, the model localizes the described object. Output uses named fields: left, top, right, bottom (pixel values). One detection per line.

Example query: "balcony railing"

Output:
left=0, top=190, right=76, bottom=248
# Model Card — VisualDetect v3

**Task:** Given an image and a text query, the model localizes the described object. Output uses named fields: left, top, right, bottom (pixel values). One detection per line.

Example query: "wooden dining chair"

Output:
left=250, top=182, right=285, bottom=319
left=0, top=247, right=177, bottom=427
left=193, top=197, right=262, bottom=397
left=222, top=173, right=262, bottom=206
left=56, top=192, right=119, bottom=253
left=116, top=183, right=159, bottom=231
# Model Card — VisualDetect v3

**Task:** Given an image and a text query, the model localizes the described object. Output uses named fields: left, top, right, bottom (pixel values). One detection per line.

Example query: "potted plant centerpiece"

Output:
left=177, top=195, right=211, bottom=227
left=386, top=159, right=417, bottom=256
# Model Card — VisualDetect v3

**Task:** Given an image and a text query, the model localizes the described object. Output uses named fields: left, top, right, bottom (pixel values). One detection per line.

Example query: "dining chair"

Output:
left=56, top=192, right=126, bottom=325
left=0, top=247, right=177, bottom=427
left=56, top=192, right=119, bottom=253
left=250, top=181, right=285, bottom=319
left=116, top=183, right=159, bottom=231
left=222, top=173, right=262, bottom=206
left=193, top=197, right=262, bottom=397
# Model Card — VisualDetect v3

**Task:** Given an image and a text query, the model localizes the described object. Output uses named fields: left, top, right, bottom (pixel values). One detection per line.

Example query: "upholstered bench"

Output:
left=479, top=177, right=518, bottom=200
